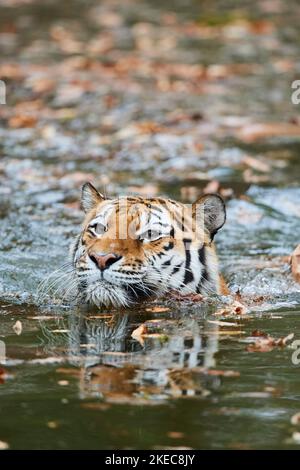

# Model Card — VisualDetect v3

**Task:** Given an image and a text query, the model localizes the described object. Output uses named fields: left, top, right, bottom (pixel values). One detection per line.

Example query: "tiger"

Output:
left=70, top=182, right=226, bottom=307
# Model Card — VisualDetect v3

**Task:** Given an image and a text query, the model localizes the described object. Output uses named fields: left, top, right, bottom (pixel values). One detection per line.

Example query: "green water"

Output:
left=0, top=0, right=300, bottom=450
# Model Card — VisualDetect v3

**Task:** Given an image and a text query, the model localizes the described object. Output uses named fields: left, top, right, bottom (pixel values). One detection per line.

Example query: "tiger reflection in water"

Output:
left=40, top=308, right=221, bottom=403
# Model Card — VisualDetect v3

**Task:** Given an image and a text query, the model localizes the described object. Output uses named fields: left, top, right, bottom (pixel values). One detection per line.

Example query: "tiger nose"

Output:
left=89, top=252, right=121, bottom=271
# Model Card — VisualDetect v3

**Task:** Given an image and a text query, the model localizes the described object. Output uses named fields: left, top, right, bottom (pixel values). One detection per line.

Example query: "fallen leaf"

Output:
left=58, top=380, right=69, bottom=386
left=251, top=329, right=268, bottom=337
left=242, top=155, right=271, bottom=172
left=86, top=315, right=113, bottom=320
left=51, top=329, right=70, bottom=333
left=8, top=114, right=37, bottom=128
left=0, top=367, right=14, bottom=384
left=292, top=432, right=300, bottom=444
left=291, top=412, right=300, bottom=426
left=291, top=244, right=300, bottom=283
left=215, top=300, right=248, bottom=316
left=211, top=330, right=244, bottom=336
left=167, top=432, right=184, bottom=439
left=205, top=369, right=240, bottom=377
left=236, top=123, right=300, bottom=143
left=0, top=440, right=9, bottom=450
left=246, top=332, right=294, bottom=352
left=47, top=421, right=58, bottom=429
left=56, top=368, right=80, bottom=377
left=13, top=320, right=22, bottom=335
left=207, top=320, right=240, bottom=327
left=81, top=403, right=111, bottom=411
left=145, top=307, right=170, bottom=313
left=131, top=324, right=146, bottom=346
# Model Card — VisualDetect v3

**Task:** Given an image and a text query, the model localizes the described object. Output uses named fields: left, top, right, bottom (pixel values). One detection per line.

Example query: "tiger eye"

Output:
left=89, top=223, right=107, bottom=236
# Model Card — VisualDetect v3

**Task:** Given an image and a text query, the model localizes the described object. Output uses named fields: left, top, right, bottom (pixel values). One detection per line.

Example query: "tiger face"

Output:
left=71, top=183, right=226, bottom=307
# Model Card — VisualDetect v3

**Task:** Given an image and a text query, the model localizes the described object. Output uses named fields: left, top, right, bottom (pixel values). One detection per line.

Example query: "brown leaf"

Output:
left=236, top=123, right=300, bottom=143
left=13, top=320, right=22, bottom=335
left=205, top=369, right=240, bottom=377
left=47, top=421, right=58, bottom=429
left=0, top=440, right=9, bottom=450
left=215, top=300, right=248, bottom=316
left=246, top=332, right=294, bottom=352
left=242, top=155, right=271, bottom=173
left=167, top=432, right=184, bottom=439
left=291, top=244, right=300, bottom=283
left=251, top=329, right=268, bottom=337
left=131, top=324, right=147, bottom=346
left=81, top=403, right=111, bottom=411
left=291, top=412, right=300, bottom=426
left=8, top=114, right=37, bottom=128
left=145, top=307, right=170, bottom=313
left=56, top=368, right=80, bottom=377
left=0, top=367, right=14, bottom=384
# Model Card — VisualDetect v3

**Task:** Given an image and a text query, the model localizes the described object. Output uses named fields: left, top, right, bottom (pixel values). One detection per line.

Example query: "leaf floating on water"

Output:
left=13, top=320, right=22, bottom=336
left=145, top=307, right=170, bottom=313
left=212, top=330, right=245, bottom=336
left=0, top=440, right=9, bottom=450
left=86, top=315, right=113, bottom=319
left=207, top=320, right=240, bottom=327
left=0, top=367, right=14, bottom=384
left=229, top=391, right=272, bottom=399
left=215, top=300, right=248, bottom=317
left=131, top=324, right=146, bottom=346
left=167, top=432, right=185, bottom=439
left=291, top=412, right=300, bottom=426
left=204, top=369, right=240, bottom=377
left=57, top=380, right=69, bottom=386
left=251, top=329, right=268, bottom=337
left=246, top=332, right=294, bottom=352
left=51, top=329, right=70, bottom=333
left=47, top=421, right=58, bottom=429
left=8, top=114, right=37, bottom=129
left=236, top=122, right=300, bottom=143
left=81, top=402, right=111, bottom=411
left=131, top=324, right=169, bottom=346
left=292, top=432, right=300, bottom=445
left=291, top=244, right=300, bottom=284
left=56, top=368, right=81, bottom=377
left=242, top=155, right=271, bottom=173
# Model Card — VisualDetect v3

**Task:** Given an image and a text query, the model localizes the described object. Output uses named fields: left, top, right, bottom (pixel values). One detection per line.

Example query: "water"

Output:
left=0, top=0, right=300, bottom=450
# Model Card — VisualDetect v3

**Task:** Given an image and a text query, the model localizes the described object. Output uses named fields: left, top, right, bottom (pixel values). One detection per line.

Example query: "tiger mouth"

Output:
left=79, top=276, right=155, bottom=307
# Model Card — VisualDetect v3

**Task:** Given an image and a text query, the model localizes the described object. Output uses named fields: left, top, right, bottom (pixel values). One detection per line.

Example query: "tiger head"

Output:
left=71, top=183, right=226, bottom=307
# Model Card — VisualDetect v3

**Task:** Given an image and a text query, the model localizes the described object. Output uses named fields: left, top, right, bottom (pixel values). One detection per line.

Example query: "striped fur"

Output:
left=71, top=183, right=226, bottom=307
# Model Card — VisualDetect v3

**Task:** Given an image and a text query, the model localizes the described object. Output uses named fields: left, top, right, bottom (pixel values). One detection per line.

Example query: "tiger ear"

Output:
left=192, top=193, right=226, bottom=239
left=81, top=182, right=105, bottom=213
